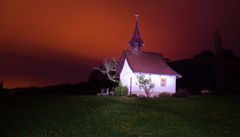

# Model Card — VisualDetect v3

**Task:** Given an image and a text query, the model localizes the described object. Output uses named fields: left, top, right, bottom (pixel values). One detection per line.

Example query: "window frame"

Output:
left=161, top=78, right=167, bottom=87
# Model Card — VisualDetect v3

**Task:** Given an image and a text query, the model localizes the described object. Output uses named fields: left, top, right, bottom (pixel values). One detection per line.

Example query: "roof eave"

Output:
left=133, top=71, right=182, bottom=78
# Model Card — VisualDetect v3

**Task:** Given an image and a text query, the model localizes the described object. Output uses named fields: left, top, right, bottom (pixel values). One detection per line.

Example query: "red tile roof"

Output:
left=116, top=50, right=181, bottom=77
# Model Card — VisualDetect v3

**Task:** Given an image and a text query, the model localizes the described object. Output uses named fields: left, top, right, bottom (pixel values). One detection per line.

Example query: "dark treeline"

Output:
left=170, top=49, right=240, bottom=94
left=170, top=31, right=240, bottom=95
left=1, top=81, right=115, bottom=96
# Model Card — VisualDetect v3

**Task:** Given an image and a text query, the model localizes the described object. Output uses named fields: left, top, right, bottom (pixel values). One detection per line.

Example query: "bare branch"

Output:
left=96, top=58, right=119, bottom=82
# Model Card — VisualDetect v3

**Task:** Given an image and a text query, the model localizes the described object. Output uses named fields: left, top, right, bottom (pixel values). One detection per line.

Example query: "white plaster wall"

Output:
left=120, top=59, right=134, bottom=94
left=120, top=59, right=177, bottom=97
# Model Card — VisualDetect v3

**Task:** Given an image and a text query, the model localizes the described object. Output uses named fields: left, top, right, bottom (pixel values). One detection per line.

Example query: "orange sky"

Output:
left=0, top=0, right=240, bottom=88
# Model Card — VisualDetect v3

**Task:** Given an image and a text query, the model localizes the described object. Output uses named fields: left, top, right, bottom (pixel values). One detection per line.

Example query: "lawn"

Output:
left=0, top=95, right=240, bottom=137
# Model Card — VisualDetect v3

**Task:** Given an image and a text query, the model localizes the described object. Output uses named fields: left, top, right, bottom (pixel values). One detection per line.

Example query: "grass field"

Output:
left=0, top=95, right=240, bottom=137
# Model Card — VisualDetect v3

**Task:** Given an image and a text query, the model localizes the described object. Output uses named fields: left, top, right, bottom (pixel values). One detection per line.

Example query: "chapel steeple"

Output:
left=128, top=14, right=144, bottom=52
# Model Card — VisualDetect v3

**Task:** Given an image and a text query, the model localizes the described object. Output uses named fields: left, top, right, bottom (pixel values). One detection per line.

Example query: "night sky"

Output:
left=1, top=0, right=240, bottom=88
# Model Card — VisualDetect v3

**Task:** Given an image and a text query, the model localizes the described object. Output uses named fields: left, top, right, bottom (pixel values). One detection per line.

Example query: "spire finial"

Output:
left=135, top=14, right=139, bottom=20
left=128, top=14, right=144, bottom=52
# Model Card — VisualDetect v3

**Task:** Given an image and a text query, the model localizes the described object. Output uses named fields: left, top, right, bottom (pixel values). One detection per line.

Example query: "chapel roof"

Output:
left=116, top=50, right=181, bottom=78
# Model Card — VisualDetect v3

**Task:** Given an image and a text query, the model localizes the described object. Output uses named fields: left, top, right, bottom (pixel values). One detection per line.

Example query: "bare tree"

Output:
left=137, top=74, right=155, bottom=98
left=95, top=58, right=118, bottom=82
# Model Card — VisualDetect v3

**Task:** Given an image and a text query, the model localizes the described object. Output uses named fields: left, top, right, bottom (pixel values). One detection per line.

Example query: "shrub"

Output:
left=172, top=88, right=189, bottom=97
left=158, top=92, right=172, bottom=98
left=128, top=94, right=138, bottom=98
left=138, top=95, right=147, bottom=98
left=136, top=74, right=155, bottom=98
left=114, top=83, right=128, bottom=96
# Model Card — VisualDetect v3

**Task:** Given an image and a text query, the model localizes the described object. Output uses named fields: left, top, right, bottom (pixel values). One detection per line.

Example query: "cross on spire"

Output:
left=128, top=14, right=144, bottom=52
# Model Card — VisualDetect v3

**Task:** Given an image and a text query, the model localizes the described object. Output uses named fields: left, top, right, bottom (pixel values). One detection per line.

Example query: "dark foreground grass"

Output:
left=0, top=95, right=240, bottom=137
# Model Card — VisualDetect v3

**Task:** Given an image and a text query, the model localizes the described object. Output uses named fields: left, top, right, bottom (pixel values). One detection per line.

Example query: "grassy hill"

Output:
left=0, top=95, right=240, bottom=137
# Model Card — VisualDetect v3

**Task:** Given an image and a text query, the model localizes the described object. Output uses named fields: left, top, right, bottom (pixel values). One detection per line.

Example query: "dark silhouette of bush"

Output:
left=128, top=94, right=138, bottom=98
left=172, top=89, right=190, bottom=97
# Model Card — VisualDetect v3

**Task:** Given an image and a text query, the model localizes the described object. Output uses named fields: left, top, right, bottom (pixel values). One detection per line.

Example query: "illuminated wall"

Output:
left=120, top=59, right=177, bottom=97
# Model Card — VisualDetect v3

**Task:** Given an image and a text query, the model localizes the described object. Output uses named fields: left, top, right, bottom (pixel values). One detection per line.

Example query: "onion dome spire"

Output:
left=128, top=14, right=144, bottom=52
